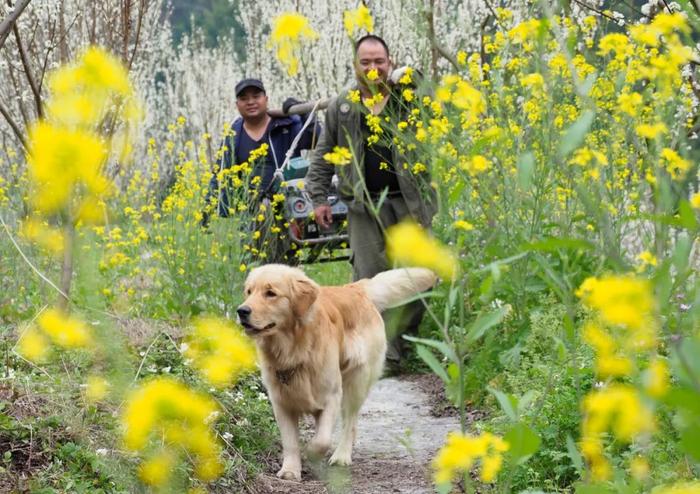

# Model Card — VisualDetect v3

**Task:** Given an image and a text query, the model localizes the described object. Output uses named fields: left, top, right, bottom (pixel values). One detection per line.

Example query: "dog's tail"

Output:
left=361, top=267, right=438, bottom=312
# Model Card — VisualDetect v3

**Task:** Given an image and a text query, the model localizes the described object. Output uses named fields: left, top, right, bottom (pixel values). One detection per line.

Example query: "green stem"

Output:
left=58, top=221, right=75, bottom=311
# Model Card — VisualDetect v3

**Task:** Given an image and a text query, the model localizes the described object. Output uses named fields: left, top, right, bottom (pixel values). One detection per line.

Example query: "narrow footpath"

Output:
left=254, top=376, right=461, bottom=494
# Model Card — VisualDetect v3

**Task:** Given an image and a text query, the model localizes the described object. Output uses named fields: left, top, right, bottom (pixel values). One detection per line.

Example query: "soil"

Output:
left=251, top=374, right=463, bottom=494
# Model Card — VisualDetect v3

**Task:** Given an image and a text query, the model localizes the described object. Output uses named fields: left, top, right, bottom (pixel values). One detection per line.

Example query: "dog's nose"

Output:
left=237, top=305, right=252, bottom=320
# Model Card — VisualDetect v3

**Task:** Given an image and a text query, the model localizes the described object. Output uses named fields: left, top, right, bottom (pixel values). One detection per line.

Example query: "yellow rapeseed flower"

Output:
left=433, top=431, right=509, bottom=486
left=654, top=482, right=700, bottom=494
left=637, top=250, right=657, bottom=268
left=660, top=148, right=691, bottom=180
left=598, top=33, right=632, bottom=58
left=85, top=375, right=110, bottom=402
left=28, top=123, right=108, bottom=214
left=323, top=146, right=353, bottom=166
left=20, top=218, right=64, bottom=255
left=386, top=220, right=458, bottom=280
left=17, top=328, right=50, bottom=362
left=184, top=316, right=257, bottom=388
left=650, top=12, right=691, bottom=36
left=582, top=322, right=633, bottom=377
left=582, top=384, right=655, bottom=442
left=617, top=92, right=643, bottom=117
left=122, top=377, right=223, bottom=484
left=576, top=275, right=655, bottom=334
left=37, top=308, right=93, bottom=349
left=268, top=13, right=318, bottom=76
left=47, top=46, right=134, bottom=126
left=630, top=456, right=650, bottom=480
left=644, top=358, right=670, bottom=398
left=581, top=384, right=655, bottom=480
left=690, top=192, right=700, bottom=209
left=454, top=220, right=474, bottom=231
left=507, top=19, right=545, bottom=45
left=138, top=451, right=176, bottom=487
left=636, top=122, right=667, bottom=139
left=343, top=4, right=374, bottom=38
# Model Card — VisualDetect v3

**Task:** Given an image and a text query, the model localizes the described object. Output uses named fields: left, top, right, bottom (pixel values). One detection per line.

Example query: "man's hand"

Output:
left=282, top=97, right=302, bottom=115
left=313, top=204, right=333, bottom=229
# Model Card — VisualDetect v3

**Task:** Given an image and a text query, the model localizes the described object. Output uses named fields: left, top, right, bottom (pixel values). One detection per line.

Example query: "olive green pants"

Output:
left=347, top=195, right=427, bottom=362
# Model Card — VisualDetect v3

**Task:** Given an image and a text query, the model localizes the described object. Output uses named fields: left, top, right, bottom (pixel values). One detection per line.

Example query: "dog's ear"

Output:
left=290, top=276, right=319, bottom=318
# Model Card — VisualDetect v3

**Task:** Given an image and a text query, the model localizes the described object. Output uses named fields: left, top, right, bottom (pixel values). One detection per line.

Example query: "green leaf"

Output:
left=674, top=339, right=700, bottom=390
left=678, top=200, right=699, bottom=231
left=563, top=312, right=576, bottom=344
left=517, top=390, right=537, bottom=416
left=466, top=306, right=509, bottom=343
left=403, top=335, right=458, bottom=364
left=388, top=290, right=444, bottom=307
left=575, top=484, right=615, bottom=494
left=522, top=237, right=594, bottom=252
left=479, top=274, right=494, bottom=300
left=578, top=72, right=597, bottom=97
left=449, top=180, right=465, bottom=205
left=474, top=252, right=529, bottom=274
left=517, top=152, right=535, bottom=190
left=559, top=110, right=595, bottom=157
left=566, top=435, right=584, bottom=475
left=436, top=482, right=452, bottom=494
left=415, top=344, right=450, bottom=384
left=672, top=231, right=692, bottom=275
left=665, top=387, right=700, bottom=414
left=504, top=422, right=541, bottom=464
left=680, top=424, right=700, bottom=461
left=487, top=386, right=517, bottom=422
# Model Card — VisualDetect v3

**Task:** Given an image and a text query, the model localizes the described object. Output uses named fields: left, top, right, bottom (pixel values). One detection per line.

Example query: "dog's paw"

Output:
left=276, top=468, right=301, bottom=481
left=307, top=439, right=331, bottom=459
left=328, top=450, right=352, bottom=466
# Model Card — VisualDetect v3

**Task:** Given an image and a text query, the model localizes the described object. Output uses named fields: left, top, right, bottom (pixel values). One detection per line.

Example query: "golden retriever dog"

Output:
left=237, top=264, right=436, bottom=481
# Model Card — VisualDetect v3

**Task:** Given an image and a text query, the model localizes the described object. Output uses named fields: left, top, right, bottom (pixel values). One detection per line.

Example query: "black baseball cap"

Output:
left=235, top=78, right=265, bottom=97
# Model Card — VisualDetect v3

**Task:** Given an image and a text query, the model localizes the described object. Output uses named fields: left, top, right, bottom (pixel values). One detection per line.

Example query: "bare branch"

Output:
left=571, top=0, right=619, bottom=23
left=482, top=0, right=502, bottom=28
left=425, top=0, right=459, bottom=80
left=0, top=0, right=31, bottom=49
left=37, top=18, right=57, bottom=93
left=127, top=0, right=146, bottom=70
left=121, top=0, right=132, bottom=62
left=690, top=0, right=700, bottom=15
left=3, top=52, right=31, bottom=129
left=0, top=99, right=27, bottom=150
left=12, top=22, right=42, bottom=118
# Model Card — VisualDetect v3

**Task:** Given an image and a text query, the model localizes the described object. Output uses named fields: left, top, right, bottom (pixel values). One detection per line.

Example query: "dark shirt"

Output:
left=361, top=111, right=400, bottom=195
left=236, top=125, right=275, bottom=192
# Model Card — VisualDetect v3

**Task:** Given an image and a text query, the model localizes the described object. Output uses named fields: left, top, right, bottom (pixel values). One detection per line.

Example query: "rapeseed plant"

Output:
left=433, top=431, right=509, bottom=486
left=343, top=4, right=373, bottom=38
left=269, top=13, right=319, bottom=76
left=122, top=376, right=223, bottom=486
left=183, top=316, right=257, bottom=388
left=385, top=220, right=458, bottom=281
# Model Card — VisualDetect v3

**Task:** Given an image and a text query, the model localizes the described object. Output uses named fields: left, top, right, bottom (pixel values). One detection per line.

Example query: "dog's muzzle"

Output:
left=237, top=305, right=252, bottom=322
left=237, top=305, right=275, bottom=334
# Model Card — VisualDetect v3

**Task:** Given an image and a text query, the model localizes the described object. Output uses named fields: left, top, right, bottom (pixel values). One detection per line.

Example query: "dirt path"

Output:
left=254, top=376, right=461, bottom=494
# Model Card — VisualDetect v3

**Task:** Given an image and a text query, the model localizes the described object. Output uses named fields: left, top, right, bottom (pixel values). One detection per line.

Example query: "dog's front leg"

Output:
left=308, top=388, right=341, bottom=458
left=272, top=403, right=302, bottom=481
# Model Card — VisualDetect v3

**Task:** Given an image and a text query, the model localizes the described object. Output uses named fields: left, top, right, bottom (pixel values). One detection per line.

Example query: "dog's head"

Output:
left=237, top=264, right=320, bottom=337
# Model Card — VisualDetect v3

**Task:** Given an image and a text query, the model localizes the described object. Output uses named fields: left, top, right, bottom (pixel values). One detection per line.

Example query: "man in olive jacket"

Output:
left=305, top=35, right=437, bottom=368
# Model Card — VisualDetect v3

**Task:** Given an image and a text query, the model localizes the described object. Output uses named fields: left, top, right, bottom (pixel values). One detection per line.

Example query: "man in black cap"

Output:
left=205, top=78, right=319, bottom=264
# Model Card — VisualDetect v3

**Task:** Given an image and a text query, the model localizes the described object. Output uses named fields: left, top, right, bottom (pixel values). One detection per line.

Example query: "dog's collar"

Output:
left=275, top=364, right=302, bottom=385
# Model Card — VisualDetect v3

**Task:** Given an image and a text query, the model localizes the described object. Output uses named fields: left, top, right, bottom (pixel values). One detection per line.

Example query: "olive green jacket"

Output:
left=305, top=86, right=437, bottom=228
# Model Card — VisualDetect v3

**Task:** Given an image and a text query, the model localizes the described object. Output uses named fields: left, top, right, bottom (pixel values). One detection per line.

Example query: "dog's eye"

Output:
left=246, top=288, right=251, bottom=295
left=265, top=290, right=276, bottom=298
